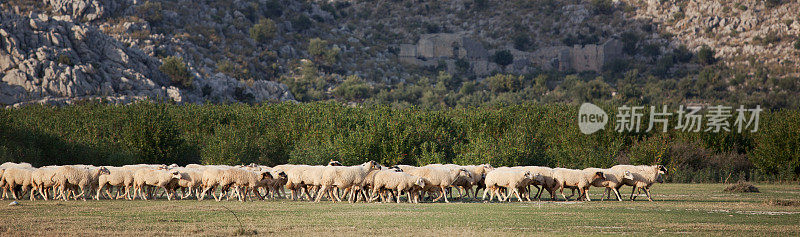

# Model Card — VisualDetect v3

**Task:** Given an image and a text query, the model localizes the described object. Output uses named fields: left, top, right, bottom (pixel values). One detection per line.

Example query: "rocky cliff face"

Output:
left=0, top=10, right=293, bottom=106
left=624, top=0, right=799, bottom=66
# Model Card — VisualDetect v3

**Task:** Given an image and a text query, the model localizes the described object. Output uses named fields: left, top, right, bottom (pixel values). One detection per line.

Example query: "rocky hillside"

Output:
left=1, top=0, right=798, bottom=106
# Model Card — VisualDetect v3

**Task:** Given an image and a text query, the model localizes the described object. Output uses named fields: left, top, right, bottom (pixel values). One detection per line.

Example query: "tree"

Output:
left=249, top=18, right=276, bottom=43
left=160, top=56, right=192, bottom=88
left=794, top=38, right=800, bottom=50
left=492, top=50, right=514, bottom=67
left=695, top=45, right=716, bottom=66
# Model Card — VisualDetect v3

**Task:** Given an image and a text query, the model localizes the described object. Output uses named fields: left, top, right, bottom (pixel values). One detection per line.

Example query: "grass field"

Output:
left=1, top=183, right=799, bottom=236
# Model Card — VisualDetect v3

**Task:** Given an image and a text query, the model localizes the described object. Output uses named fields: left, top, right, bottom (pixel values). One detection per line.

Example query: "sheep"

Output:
left=512, top=166, right=559, bottom=200
left=198, top=166, right=234, bottom=201
left=369, top=170, right=426, bottom=203
left=132, top=168, right=183, bottom=200
left=31, top=166, right=61, bottom=200
left=217, top=168, right=274, bottom=202
left=96, top=167, right=135, bottom=200
left=0, top=168, right=5, bottom=199
left=423, top=164, right=493, bottom=199
left=1, top=162, right=33, bottom=169
left=2, top=167, right=36, bottom=200
left=552, top=168, right=605, bottom=201
left=257, top=167, right=288, bottom=199
left=171, top=168, right=204, bottom=199
left=52, top=166, right=111, bottom=201
left=315, top=161, right=381, bottom=203
left=482, top=168, right=538, bottom=202
left=582, top=167, right=634, bottom=201
left=404, top=166, right=472, bottom=203
left=610, top=165, right=667, bottom=201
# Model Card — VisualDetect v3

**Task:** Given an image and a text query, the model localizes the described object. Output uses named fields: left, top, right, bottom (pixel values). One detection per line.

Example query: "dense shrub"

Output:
left=695, top=45, right=715, bottom=65
left=0, top=102, right=797, bottom=182
left=160, top=56, right=192, bottom=88
left=492, top=50, right=514, bottom=67
left=249, top=18, right=277, bottom=43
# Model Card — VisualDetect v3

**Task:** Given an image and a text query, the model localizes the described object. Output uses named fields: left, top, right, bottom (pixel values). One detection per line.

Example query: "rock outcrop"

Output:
left=0, top=11, right=294, bottom=107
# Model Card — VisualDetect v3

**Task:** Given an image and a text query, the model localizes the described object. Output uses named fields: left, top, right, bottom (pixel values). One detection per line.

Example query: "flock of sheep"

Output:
left=0, top=161, right=668, bottom=203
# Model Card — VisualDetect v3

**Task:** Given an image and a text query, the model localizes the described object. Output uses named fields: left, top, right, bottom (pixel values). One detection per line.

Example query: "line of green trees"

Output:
left=0, top=102, right=797, bottom=182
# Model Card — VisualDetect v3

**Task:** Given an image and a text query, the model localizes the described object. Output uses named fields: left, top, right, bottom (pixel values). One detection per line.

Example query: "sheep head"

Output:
left=276, top=171, right=287, bottom=180
left=414, top=177, right=426, bottom=188
left=260, top=171, right=274, bottom=180
left=458, top=168, right=472, bottom=179
left=623, top=171, right=634, bottom=181
left=523, top=171, right=534, bottom=180
left=98, top=167, right=111, bottom=175
left=328, top=160, right=343, bottom=166
left=389, top=165, right=403, bottom=172
left=657, top=165, right=668, bottom=175
left=480, top=164, right=494, bottom=173
left=170, top=170, right=182, bottom=180
left=363, top=160, right=381, bottom=171
left=592, top=171, right=605, bottom=182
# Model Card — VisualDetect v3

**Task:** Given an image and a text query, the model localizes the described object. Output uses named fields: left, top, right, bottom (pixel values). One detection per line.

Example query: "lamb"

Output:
left=482, top=168, right=538, bottom=202
left=610, top=165, right=667, bottom=201
left=52, top=165, right=111, bottom=201
left=2, top=166, right=36, bottom=200
left=315, top=161, right=381, bottom=203
left=582, top=167, right=634, bottom=201
left=404, top=166, right=472, bottom=203
left=172, top=168, right=204, bottom=199
left=552, top=168, right=605, bottom=201
left=512, top=166, right=558, bottom=200
left=369, top=170, right=426, bottom=203
left=257, top=167, right=288, bottom=199
left=132, top=168, right=183, bottom=200
left=96, top=167, right=135, bottom=200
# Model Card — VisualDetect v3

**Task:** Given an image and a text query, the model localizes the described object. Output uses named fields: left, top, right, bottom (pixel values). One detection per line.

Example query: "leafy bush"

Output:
left=292, top=15, right=313, bottom=31
left=794, top=37, right=800, bottom=50
left=57, top=54, right=73, bottom=66
left=695, top=45, right=715, bottom=65
left=492, top=50, right=513, bottom=67
left=334, top=75, right=372, bottom=101
left=249, top=18, right=276, bottom=43
left=160, top=56, right=192, bottom=88
left=591, top=0, right=614, bottom=15
left=0, top=103, right=797, bottom=182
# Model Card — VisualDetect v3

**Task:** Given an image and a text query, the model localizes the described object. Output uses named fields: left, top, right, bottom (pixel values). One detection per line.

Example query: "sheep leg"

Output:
left=644, top=187, right=654, bottom=202
left=481, top=187, right=489, bottom=200
left=314, top=185, right=327, bottom=202
left=559, top=186, right=569, bottom=201
left=630, top=186, right=638, bottom=201
left=440, top=187, right=449, bottom=203
left=513, top=188, right=523, bottom=202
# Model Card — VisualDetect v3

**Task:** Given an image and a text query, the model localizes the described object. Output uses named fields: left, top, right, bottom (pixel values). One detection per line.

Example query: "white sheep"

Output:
left=172, top=167, right=203, bottom=199
left=482, top=168, right=537, bottom=202
left=217, top=168, right=274, bottom=202
left=315, top=161, right=381, bottom=203
left=583, top=167, right=634, bottom=201
left=552, top=168, right=605, bottom=201
left=2, top=167, right=36, bottom=200
left=0, top=168, right=5, bottom=199
left=132, top=168, right=183, bottom=200
left=369, top=170, right=426, bottom=203
left=96, top=167, right=135, bottom=200
left=52, top=165, right=111, bottom=201
left=405, top=166, right=472, bottom=203
left=610, top=165, right=667, bottom=201
left=513, top=166, right=559, bottom=200
left=31, top=166, right=61, bottom=200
